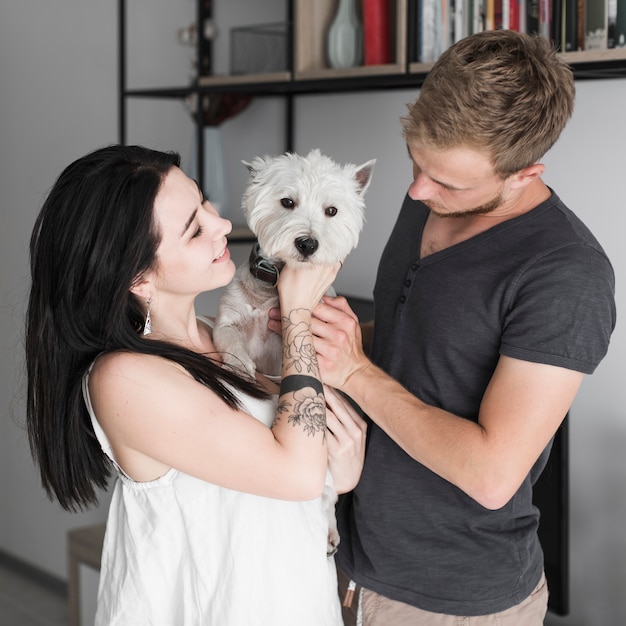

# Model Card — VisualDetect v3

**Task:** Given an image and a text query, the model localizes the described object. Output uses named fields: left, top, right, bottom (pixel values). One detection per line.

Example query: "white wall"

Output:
left=0, top=0, right=117, bottom=580
left=0, top=2, right=624, bottom=624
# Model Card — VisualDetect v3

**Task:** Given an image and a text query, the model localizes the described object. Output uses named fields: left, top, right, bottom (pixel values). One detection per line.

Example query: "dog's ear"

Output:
left=242, top=160, right=256, bottom=175
left=354, top=159, right=376, bottom=196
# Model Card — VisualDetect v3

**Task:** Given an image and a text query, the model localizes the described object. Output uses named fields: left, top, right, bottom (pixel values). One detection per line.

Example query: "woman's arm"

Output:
left=88, top=262, right=341, bottom=501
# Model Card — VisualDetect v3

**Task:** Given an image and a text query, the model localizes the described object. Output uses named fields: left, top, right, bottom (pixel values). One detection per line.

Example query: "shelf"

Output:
left=197, top=70, right=428, bottom=95
left=126, top=49, right=626, bottom=103
left=121, top=0, right=626, bottom=111
left=560, top=47, right=626, bottom=64
left=198, top=71, right=292, bottom=87
left=562, top=48, right=626, bottom=79
left=293, top=62, right=407, bottom=82
left=409, top=48, right=626, bottom=79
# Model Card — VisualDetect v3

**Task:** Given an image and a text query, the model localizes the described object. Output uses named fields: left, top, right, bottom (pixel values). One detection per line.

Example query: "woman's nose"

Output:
left=217, top=215, right=232, bottom=238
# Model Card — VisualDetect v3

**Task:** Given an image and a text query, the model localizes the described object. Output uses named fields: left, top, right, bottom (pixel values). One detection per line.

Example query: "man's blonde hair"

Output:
left=401, top=30, right=575, bottom=177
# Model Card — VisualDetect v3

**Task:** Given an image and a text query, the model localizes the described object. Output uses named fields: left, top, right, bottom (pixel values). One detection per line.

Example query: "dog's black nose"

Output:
left=295, top=236, right=319, bottom=257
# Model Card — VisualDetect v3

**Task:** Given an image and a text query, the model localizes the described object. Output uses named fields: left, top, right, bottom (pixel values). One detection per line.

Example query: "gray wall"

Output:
left=1, top=1, right=624, bottom=624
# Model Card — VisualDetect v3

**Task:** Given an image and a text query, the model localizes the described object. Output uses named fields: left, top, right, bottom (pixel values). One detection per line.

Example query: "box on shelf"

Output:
left=230, top=23, right=288, bottom=75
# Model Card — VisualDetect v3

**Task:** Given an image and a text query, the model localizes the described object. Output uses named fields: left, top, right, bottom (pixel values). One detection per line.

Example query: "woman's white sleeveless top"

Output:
left=82, top=358, right=342, bottom=625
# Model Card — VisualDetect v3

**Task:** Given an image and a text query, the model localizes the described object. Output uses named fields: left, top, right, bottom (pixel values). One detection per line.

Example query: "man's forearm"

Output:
left=340, top=361, right=502, bottom=507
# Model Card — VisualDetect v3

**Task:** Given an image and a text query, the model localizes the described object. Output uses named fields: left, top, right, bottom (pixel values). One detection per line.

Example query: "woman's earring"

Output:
left=143, top=298, right=152, bottom=336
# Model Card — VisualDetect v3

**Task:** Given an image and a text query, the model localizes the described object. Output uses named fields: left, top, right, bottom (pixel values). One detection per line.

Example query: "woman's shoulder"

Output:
left=93, top=349, right=180, bottom=371
left=89, top=350, right=191, bottom=393
left=86, top=351, right=223, bottom=483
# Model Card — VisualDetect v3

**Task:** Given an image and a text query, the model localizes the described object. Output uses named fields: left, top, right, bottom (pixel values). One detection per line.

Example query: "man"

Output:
left=310, top=30, right=616, bottom=624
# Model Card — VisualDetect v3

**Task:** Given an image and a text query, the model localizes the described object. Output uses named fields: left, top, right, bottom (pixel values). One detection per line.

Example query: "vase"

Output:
left=189, top=126, right=229, bottom=217
left=326, top=0, right=363, bottom=69
left=363, top=0, right=391, bottom=65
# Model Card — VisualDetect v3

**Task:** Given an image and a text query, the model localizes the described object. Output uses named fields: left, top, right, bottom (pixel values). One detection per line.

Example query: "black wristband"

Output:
left=280, top=375, right=324, bottom=397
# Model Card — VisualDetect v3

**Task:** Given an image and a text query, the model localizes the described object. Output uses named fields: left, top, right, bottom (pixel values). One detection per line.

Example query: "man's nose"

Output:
left=408, top=174, right=437, bottom=200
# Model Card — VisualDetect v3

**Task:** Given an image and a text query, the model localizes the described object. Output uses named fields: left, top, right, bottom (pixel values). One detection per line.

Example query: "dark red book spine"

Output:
left=509, top=0, right=521, bottom=31
left=363, top=0, right=391, bottom=65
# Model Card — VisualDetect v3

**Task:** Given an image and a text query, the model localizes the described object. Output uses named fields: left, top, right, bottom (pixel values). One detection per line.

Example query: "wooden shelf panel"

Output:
left=294, top=63, right=406, bottom=82
left=126, top=49, right=626, bottom=102
left=198, top=72, right=292, bottom=87
left=560, top=48, right=626, bottom=64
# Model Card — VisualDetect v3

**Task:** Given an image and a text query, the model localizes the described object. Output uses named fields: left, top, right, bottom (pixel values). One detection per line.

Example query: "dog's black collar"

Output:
left=249, top=242, right=282, bottom=287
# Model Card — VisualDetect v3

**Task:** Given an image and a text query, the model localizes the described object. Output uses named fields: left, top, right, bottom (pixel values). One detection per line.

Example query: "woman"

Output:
left=25, top=145, right=366, bottom=625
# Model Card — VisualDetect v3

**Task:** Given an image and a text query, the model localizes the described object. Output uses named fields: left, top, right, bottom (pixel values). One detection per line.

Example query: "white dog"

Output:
left=213, top=148, right=375, bottom=378
left=213, top=149, right=375, bottom=555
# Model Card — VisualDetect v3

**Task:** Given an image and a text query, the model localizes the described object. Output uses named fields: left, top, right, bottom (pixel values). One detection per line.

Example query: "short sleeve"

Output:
left=500, top=243, right=616, bottom=374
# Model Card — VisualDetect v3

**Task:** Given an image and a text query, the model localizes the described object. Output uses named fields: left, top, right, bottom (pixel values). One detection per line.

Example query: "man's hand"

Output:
left=268, top=307, right=282, bottom=335
left=311, top=296, right=372, bottom=390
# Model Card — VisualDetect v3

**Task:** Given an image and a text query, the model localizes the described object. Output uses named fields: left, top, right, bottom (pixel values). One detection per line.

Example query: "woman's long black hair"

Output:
left=26, top=145, right=268, bottom=511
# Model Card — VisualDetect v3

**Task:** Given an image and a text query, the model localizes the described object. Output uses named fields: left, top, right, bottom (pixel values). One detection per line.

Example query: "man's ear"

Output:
left=510, top=163, right=545, bottom=189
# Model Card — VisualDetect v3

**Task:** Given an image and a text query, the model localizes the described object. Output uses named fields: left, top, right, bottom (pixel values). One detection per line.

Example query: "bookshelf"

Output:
left=118, top=0, right=626, bottom=239
left=185, top=2, right=626, bottom=95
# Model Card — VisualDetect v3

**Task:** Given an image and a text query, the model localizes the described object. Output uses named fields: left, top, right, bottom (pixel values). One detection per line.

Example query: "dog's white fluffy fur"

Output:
left=213, top=149, right=375, bottom=379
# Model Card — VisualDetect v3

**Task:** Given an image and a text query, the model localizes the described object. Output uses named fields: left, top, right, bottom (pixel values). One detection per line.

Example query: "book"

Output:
left=495, top=0, right=504, bottom=29
left=470, top=0, right=486, bottom=33
left=608, top=0, right=618, bottom=47
left=420, top=0, right=438, bottom=62
left=409, top=0, right=420, bottom=61
left=509, top=0, right=522, bottom=31
left=585, top=0, right=607, bottom=49
left=418, top=0, right=458, bottom=62
left=577, top=0, right=586, bottom=50
left=617, top=0, right=626, bottom=47
left=519, top=0, right=527, bottom=32
left=552, top=0, right=563, bottom=50
left=441, top=0, right=453, bottom=53
left=454, top=0, right=467, bottom=42
left=539, top=0, right=551, bottom=38
left=564, top=0, right=578, bottom=51
left=527, top=0, right=540, bottom=34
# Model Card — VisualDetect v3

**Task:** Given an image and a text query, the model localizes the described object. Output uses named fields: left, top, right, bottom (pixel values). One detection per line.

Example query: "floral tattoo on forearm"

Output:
left=281, top=309, right=319, bottom=375
left=277, top=388, right=326, bottom=437
left=276, top=309, right=326, bottom=438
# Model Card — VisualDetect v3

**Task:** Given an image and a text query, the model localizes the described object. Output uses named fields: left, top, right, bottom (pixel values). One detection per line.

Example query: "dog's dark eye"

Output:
left=325, top=206, right=338, bottom=217
left=280, top=198, right=295, bottom=209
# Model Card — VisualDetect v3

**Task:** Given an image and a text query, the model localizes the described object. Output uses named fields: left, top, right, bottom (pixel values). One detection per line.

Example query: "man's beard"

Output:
left=424, top=192, right=503, bottom=218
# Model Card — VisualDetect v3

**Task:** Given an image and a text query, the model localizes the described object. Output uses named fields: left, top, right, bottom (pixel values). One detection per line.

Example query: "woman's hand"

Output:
left=325, top=385, right=367, bottom=494
left=276, top=262, right=341, bottom=314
